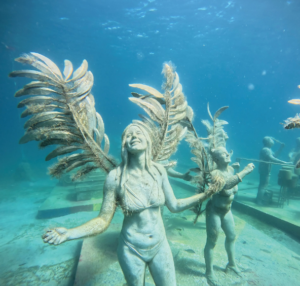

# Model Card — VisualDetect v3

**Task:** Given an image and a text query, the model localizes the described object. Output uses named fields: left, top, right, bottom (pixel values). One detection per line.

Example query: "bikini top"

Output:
left=115, top=165, right=165, bottom=214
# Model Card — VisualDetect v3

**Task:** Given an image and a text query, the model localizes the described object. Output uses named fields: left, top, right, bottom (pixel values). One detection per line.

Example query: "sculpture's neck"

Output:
left=128, top=151, right=146, bottom=173
left=217, top=163, right=229, bottom=172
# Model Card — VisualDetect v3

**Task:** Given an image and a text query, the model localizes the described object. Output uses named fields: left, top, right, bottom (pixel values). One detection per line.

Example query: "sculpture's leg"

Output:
left=148, top=238, right=176, bottom=286
left=117, top=241, right=146, bottom=286
left=221, top=210, right=240, bottom=275
left=256, top=171, right=270, bottom=204
left=204, top=205, right=221, bottom=285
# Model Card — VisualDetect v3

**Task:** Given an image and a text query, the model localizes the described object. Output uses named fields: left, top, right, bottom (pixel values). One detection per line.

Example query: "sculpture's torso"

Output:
left=211, top=166, right=237, bottom=211
left=116, top=165, right=166, bottom=249
left=259, top=147, right=273, bottom=174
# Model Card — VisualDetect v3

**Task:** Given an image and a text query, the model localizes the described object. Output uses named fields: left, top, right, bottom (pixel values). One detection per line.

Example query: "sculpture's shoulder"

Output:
left=260, top=147, right=272, bottom=158
left=104, top=167, right=120, bottom=191
left=211, top=169, right=223, bottom=178
left=152, top=162, right=166, bottom=177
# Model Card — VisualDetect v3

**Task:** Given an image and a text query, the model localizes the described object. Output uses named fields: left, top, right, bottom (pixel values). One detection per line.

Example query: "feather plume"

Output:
left=185, top=103, right=229, bottom=223
left=10, top=52, right=117, bottom=180
left=129, top=62, right=193, bottom=162
left=202, top=103, right=229, bottom=150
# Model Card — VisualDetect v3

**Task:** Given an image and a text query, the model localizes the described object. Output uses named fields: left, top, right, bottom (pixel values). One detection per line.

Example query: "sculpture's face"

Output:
left=125, top=126, right=147, bottom=153
left=215, top=147, right=231, bottom=164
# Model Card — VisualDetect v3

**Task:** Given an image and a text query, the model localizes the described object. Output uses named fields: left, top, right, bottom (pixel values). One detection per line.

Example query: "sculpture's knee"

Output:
left=226, top=233, right=236, bottom=243
left=206, top=230, right=218, bottom=248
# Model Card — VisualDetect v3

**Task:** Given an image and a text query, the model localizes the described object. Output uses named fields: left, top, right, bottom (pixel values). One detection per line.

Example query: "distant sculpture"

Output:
left=204, top=147, right=254, bottom=286
left=256, top=136, right=289, bottom=205
left=43, top=123, right=219, bottom=285
left=289, top=137, right=300, bottom=165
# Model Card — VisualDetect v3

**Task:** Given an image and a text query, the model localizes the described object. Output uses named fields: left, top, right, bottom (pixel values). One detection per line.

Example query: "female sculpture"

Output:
left=9, top=53, right=231, bottom=286
left=43, top=123, right=218, bottom=286
left=204, top=147, right=254, bottom=286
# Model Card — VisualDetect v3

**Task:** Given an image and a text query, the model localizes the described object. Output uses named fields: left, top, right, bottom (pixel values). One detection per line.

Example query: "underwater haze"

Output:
left=0, top=0, right=300, bottom=176
left=1, top=0, right=300, bottom=285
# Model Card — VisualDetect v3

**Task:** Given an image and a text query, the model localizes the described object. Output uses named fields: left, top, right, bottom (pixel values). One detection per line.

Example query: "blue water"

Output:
left=1, top=0, right=300, bottom=179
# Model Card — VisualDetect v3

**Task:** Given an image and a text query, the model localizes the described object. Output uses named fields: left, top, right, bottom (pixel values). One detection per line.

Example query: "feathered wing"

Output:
left=129, top=62, right=190, bottom=162
left=202, top=103, right=229, bottom=150
left=185, top=103, right=229, bottom=223
left=10, top=52, right=117, bottom=180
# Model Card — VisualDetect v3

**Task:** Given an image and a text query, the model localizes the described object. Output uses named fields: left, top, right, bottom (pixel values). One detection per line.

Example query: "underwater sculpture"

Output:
left=205, top=148, right=254, bottom=285
left=10, top=54, right=228, bottom=286
left=186, top=105, right=254, bottom=286
left=256, top=136, right=289, bottom=205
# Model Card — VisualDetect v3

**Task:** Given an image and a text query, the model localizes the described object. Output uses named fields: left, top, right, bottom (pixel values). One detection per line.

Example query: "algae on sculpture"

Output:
left=10, top=54, right=224, bottom=286
left=186, top=104, right=254, bottom=286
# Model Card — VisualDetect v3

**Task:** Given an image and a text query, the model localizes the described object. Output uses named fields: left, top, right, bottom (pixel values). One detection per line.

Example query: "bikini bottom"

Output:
left=118, top=233, right=165, bottom=263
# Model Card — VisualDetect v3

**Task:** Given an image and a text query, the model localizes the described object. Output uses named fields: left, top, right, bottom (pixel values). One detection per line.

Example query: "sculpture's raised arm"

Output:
left=42, top=170, right=118, bottom=244
left=154, top=164, right=216, bottom=213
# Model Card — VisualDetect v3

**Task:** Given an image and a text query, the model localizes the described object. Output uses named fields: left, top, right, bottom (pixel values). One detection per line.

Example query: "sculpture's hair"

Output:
left=120, top=123, right=156, bottom=190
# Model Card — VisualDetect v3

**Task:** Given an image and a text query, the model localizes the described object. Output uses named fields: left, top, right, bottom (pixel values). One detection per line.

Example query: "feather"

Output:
left=19, top=129, right=83, bottom=144
left=63, top=60, right=73, bottom=80
left=129, top=84, right=164, bottom=98
left=45, top=146, right=80, bottom=161
left=72, top=60, right=88, bottom=81
left=186, top=106, right=194, bottom=122
left=95, top=112, right=105, bottom=145
left=129, top=97, right=164, bottom=124
left=9, top=70, right=58, bottom=83
left=11, top=53, right=117, bottom=179
left=21, top=105, right=58, bottom=118
left=179, top=127, right=187, bottom=141
left=170, top=72, right=180, bottom=92
left=207, top=103, right=213, bottom=121
left=17, top=96, right=64, bottom=108
left=14, top=87, right=58, bottom=97
left=22, top=81, right=57, bottom=90
left=31, top=52, right=63, bottom=79
left=214, top=106, right=229, bottom=120
left=72, top=165, right=98, bottom=181
left=66, top=159, right=94, bottom=172
left=103, top=134, right=110, bottom=154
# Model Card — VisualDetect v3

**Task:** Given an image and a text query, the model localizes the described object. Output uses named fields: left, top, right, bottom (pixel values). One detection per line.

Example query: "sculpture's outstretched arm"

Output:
left=157, top=164, right=214, bottom=213
left=222, top=163, right=255, bottom=190
left=264, top=148, right=289, bottom=165
left=42, top=170, right=118, bottom=245
left=167, top=168, right=193, bottom=181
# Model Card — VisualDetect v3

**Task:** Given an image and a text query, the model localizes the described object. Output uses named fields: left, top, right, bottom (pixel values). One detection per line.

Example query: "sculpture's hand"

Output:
left=182, top=171, right=193, bottom=181
left=42, top=227, right=69, bottom=245
left=243, top=163, right=255, bottom=174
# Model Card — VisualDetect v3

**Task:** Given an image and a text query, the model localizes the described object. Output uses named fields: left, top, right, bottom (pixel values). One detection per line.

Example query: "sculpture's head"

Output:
left=211, top=147, right=231, bottom=167
left=120, top=122, right=155, bottom=189
left=263, top=136, right=274, bottom=148
left=121, top=122, right=153, bottom=165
